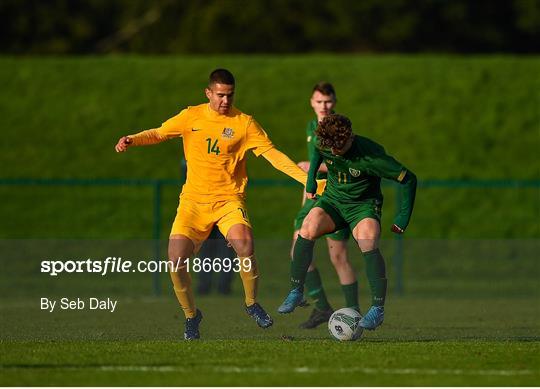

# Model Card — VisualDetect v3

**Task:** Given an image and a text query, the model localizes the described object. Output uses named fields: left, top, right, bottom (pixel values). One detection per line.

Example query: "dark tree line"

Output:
left=1, top=0, right=539, bottom=54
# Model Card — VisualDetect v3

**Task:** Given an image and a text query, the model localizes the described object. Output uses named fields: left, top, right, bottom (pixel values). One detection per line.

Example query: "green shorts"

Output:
left=294, top=198, right=350, bottom=241
left=314, top=196, right=382, bottom=232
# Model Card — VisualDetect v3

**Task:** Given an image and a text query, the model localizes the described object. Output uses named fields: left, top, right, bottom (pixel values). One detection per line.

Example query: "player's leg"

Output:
left=168, top=199, right=213, bottom=340
left=300, top=261, right=335, bottom=328
left=326, top=235, right=360, bottom=312
left=224, top=223, right=256, bottom=304
left=296, top=227, right=333, bottom=328
left=352, top=218, right=386, bottom=330
left=278, top=205, right=338, bottom=313
left=168, top=234, right=203, bottom=340
left=217, top=201, right=273, bottom=328
left=292, top=227, right=332, bottom=328
left=291, top=199, right=331, bottom=320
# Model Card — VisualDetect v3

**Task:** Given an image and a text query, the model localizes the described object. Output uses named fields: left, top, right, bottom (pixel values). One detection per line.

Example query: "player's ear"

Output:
left=204, top=87, right=212, bottom=99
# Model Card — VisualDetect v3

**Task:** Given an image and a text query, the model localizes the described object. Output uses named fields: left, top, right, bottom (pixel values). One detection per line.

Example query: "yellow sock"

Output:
left=239, top=255, right=259, bottom=306
left=169, top=262, right=197, bottom=319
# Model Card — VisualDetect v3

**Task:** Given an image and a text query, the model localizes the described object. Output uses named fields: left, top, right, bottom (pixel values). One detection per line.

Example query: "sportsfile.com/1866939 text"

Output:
left=40, top=256, right=247, bottom=276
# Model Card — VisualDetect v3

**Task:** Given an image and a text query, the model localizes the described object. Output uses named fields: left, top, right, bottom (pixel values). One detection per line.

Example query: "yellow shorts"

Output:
left=170, top=197, right=251, bottom=244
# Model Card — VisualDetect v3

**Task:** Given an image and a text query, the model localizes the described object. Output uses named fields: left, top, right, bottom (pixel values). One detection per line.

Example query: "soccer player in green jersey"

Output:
left=293, top=82, right=359, bottom=329
left=278, top=114, right=417, bottom=330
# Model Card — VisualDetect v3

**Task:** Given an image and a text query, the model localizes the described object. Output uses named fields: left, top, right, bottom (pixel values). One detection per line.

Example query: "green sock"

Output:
left=341, top=281, right=359, bottom=311
left=305, top=268, right=331, bottom=311
left=362, top=248, right=387, bottom=306
left=290, top=235, right=315, bottom=290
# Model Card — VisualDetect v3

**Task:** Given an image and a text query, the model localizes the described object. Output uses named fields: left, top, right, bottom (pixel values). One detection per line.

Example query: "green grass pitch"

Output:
left=1, top=239, right=539, bottom=386
left=1, top=295, right=539, bottom=386
left=0, top=55, right=539, bottom=385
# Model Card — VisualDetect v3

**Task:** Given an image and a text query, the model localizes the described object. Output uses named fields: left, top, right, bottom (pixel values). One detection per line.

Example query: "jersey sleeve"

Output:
left=365, top=141, right=416, bottom=231
left=306, top=147, right=323, bottom=194
left=245, top=118, right=275, bottom=156
left=155, top=108, right=190, bottom=139
left=261, top=148, right=307, bottom=185
left=365, top=144, right=407, bottom=182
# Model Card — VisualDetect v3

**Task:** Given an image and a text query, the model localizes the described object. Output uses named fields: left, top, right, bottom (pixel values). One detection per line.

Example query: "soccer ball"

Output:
left=328, top=308, right=363, bottom=341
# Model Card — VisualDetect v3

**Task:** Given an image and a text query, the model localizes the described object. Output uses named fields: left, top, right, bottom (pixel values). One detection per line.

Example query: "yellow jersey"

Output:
left=132, top=103, right=275, bottom=202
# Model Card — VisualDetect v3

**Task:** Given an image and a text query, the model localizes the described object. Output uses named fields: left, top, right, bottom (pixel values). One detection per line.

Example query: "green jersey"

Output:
left=306, top=119, right=318, bottom=161
left=307, top=135, right=417, bottom=230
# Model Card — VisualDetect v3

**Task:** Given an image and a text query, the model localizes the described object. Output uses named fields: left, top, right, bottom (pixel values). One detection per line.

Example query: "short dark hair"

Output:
left=316, top=114, right=352, bottom=150
left=312, top=81, right=336, bottom=98
left=209, top=69, right=235, bottom=86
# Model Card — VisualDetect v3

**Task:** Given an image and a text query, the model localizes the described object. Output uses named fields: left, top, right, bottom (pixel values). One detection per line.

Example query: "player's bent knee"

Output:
left=303, top=222, right=329, bottom=240
left=299, top=223, right=316, bottom=240
left=357, top=239, right=378, bottom=252
left=168, top=235, right=194, bottom=265
left=228, top=238, right=254, bottom=258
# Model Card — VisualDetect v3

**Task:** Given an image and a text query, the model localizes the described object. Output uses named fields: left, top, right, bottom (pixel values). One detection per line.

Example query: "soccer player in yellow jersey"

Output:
left=115, top=69, right=310, bottom=340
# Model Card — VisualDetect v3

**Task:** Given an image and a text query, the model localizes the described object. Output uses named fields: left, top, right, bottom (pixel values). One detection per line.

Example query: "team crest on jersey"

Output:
left=307, top=136, right=312, bottom=142
left=326, top=159, right=333, bottom=165
left=349, top=168, right=362, bottom=177
left=222, top=128, right=234, bottom=139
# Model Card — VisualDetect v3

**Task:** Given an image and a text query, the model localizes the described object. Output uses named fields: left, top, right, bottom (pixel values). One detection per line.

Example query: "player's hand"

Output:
left=315, top=179, right=326, bottom=195
left=297, top=161, right=310, bottom=172
left=391, top=224, right=404, bottom=234
left=115, top=136, right=132, bottom=153
left=306, top=179, right=326, bottom=200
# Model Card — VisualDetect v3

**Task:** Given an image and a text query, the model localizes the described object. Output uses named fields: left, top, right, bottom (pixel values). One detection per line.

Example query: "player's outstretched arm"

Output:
left=297, top=161, right=328, bottom=174
left=114, top=129, right=167, bottom=153
left=392, top=170, right=417, bottom=234
left=261, top=148, right=307, bottom=184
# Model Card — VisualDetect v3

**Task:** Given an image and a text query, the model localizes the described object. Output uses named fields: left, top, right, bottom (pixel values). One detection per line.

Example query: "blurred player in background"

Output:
left=115, top=69, right=315, bottom=340
left=292, top=82, right=360, bottom=329
left=279, top=114, right=417, bottom=331
left=197, top=226, right=235, bottom=295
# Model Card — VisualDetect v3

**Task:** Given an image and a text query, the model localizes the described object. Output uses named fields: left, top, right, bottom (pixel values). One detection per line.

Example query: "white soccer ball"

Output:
left=328, top=308, right=363, bottom=341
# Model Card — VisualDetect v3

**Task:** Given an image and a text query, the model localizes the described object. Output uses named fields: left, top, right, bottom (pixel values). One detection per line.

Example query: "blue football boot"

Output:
left=277, top=287, right=306, bottom=314
left=359, top=306, right=384, bottom=330
left=246, top=303, right=274, bottom=328
left=184, top=309, right=203, bottom=340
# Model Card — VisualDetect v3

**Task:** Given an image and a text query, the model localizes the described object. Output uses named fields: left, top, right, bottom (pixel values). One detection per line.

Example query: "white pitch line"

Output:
left=1, top=365, right=534, bottom=376
left=94, top=365, right=534, bottom=376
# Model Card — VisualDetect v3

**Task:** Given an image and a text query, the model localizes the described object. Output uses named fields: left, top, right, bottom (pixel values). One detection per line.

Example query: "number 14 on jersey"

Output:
left=206, top=138, right=221, bottom=155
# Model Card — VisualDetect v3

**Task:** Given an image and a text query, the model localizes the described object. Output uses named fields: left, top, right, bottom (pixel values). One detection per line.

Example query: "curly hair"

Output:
left=316, top=114, right=352, bottom=150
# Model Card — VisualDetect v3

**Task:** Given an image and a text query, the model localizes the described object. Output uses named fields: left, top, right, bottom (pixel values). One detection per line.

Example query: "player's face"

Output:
left=310, top=91, right=336, bottom=121
left=206, top=83, right=235, bottom=115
